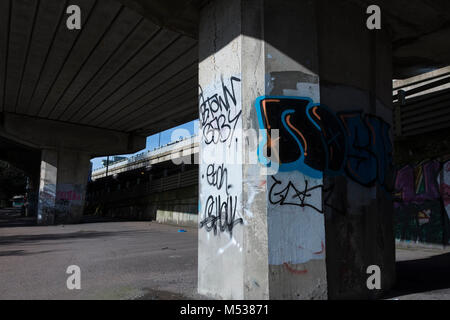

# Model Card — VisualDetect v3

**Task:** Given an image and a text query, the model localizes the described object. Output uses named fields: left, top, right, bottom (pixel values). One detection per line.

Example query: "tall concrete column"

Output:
left=198, top=0, right=395, bottom=299
left=37, top=149, right=58, bottom=225
left=37, top=149, right=91, bottom=225
left=55, top=150, right=91, bottom=224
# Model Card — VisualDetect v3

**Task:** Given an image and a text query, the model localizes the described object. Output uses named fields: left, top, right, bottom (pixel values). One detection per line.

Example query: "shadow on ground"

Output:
left=386, top=251, right=450, bottom=298
left=0, top=208, right=149, bottom=229
left=0, top=229, right=150, bottom=246
left=136, top=289, right=192, bottom=300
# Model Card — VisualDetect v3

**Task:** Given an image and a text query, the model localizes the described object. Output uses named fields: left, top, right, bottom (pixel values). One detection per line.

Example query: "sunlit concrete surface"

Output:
left=0, top=208, right=200, bottom=300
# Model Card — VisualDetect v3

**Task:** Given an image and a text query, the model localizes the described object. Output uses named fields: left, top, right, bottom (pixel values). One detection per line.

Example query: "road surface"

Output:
left=0, top=208, right=200, bottom=300
left=1, top=208, right=449, bottom=300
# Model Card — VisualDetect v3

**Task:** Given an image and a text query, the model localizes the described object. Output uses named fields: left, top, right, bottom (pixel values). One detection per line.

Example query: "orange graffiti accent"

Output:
left=347, top=162, right=361, bottom=180
left=339, top=114, right=352, bottom=135
left=312, top=106, right=321, bottom=120
left=283, top=262, right=308, bottom=275
left=313, top=242, right=325, bottom=255
left=286, top=114, right=308, bottom=157
left=262, top=99, right=282, bottom=163
left=264, top=136, right=281, bottom=164
left=262, top=99, right=280, bottom=130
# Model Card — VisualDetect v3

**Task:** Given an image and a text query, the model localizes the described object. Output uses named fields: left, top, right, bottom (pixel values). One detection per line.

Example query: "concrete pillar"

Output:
left=55, top=150, right=91, bottom=224
left=25, top=173, right=40, bottom=217
left=37, top=149, right=58, bottom=225
left=37, top=149, right=90, bottom=225
left=198, top=0, right=395, bottom=300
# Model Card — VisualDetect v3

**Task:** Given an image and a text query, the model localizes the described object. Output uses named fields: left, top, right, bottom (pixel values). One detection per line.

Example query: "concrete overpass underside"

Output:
left=0, top=0, right=198, bottom=140
left=1, top=0, right=450, bottom=300
left=1, top=0, right=449, bottom=139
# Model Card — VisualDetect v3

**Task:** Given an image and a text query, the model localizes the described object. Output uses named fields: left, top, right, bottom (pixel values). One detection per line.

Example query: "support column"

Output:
left=198, top=0, right=395, bottom=300
left=55, top=150, right=91, bottom=224
left=37, top=149, right=90, bottom=225
left=37, top=149, right=57, bottom=225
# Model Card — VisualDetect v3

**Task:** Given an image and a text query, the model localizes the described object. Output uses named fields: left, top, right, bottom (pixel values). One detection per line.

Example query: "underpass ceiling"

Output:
left=0, top=0, right=198, bottom=137
left=1, top=0, right=449, bottom=137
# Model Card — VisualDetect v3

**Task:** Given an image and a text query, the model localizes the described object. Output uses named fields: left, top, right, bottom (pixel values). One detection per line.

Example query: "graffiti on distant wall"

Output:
left=55, top=184, right=84, bottom=213
left=394, top=159, right=450, bottom=244
left=38, top=183, right=85, bottom=224
left=255, top=96, right=394, bottom=189
left=38, top=183, right=56, bottom=222
left=439, top=161, right=450, bottom=222
left=199, top=76, right=244, bottom=238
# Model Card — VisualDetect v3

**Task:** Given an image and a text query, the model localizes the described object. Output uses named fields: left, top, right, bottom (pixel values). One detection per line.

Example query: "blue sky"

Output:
left=91, top=119, right=199, bottom=170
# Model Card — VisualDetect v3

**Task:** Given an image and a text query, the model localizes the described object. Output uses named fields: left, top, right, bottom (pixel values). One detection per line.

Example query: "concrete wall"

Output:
left=154, top=189, right=198, bottom=227
left=104, top=186, right=198, bottom=227
left=86, top=167, right=198, bottom=226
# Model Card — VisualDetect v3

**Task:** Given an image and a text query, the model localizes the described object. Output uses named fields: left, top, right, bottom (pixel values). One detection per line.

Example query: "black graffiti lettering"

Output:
left=256, top=97, right=394, bottom=189
left=199, top=77, right=242, bottom=146
left=199, top=195, right=243, bottom=236
left=206, top=163, right=230, bottom=195
left=269, top=176, right=324, bottom=213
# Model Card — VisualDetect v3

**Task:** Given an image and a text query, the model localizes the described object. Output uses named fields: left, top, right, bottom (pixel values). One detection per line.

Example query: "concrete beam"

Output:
left=0, top=112, right=146, bottom=157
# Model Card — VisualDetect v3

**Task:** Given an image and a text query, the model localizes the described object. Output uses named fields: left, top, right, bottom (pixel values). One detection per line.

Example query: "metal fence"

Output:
left=393, top=73, right=450, bottom=137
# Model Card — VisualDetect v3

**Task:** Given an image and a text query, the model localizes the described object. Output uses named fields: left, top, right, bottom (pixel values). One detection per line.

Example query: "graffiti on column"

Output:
left=55, top=184, right=85, bottom=214
left=199, top=76, right=243, bottom=237
left=269, top=176, right=325, bottom=213
left=254, top=96, right=329, bottom=266
left=199, top=76, right=242, bottom=147
left=254, top=95, right=395, bottom=267
left=394, top=158, right=450, bottom=244
left=255, top=96, right=394, bottom=189
left=199, top=163, right=243, bottom=235
left=339, top=112, right=394, bottom=188
left=38, top=183, right=56, bottom=223
left=255, top=96, right=346, bottom=179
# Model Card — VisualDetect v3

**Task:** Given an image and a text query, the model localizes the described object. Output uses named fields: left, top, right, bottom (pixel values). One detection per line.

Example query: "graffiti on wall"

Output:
left=439, top=161, right=450, bottom=222
left=254, top=96, right=394, bottom=189
left=394, top=159, right=450, bottom=244
left=199, top=76, right=244, bottom=238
